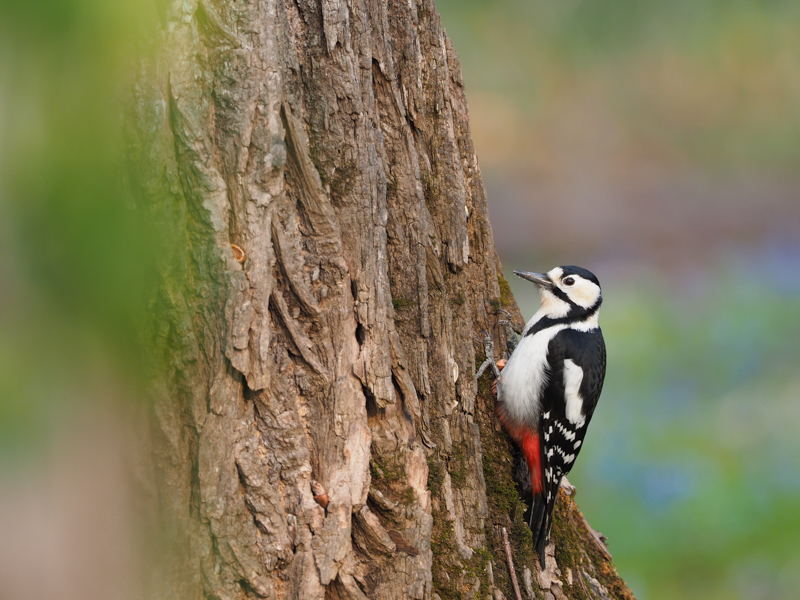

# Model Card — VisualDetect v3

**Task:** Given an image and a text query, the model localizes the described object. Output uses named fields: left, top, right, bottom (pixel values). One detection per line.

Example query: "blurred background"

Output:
left=436, top=0, right=800, bottom=598
left=0, top=2, right=153, bottom=599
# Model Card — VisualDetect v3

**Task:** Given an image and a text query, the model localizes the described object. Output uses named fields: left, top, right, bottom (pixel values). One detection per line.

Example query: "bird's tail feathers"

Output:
left=531, top=476, right=560, bottom=569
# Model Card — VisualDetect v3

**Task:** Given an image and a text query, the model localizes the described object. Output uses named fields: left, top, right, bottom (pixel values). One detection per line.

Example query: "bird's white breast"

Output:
left=498, top=323, right=566, bottom=427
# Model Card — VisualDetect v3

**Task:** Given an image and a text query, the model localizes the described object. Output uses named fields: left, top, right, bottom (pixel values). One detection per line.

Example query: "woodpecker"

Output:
left=496, top=266, right=606, bottom=568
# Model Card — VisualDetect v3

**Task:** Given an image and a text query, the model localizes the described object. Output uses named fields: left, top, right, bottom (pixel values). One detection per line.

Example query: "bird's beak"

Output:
left=514, top=271, right=553, bottom=289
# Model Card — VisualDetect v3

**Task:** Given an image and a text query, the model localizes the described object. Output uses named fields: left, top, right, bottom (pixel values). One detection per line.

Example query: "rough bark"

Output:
left=127, top=1, right=635, bottom=599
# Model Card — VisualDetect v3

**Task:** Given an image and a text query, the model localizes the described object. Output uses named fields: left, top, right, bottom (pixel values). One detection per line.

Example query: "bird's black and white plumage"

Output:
left=496, top=266, right=606, bottom=568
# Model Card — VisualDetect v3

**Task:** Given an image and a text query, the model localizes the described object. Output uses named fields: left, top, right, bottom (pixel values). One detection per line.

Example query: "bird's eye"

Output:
left=563, top=277, right=575, bottom=286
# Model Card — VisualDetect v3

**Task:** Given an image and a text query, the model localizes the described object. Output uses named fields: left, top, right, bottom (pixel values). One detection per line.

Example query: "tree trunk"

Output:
left=128, top=1, right=635, bottom=599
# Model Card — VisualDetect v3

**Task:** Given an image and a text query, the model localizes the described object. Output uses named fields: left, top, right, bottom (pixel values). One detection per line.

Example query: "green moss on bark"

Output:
left=497, top=273, right=513, bottom=307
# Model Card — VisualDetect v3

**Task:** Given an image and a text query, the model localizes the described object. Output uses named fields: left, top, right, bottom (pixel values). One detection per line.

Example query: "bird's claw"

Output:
left=475, top=308, right=519, bottom=385
left=493, top=308, right=522, bottom=354
left=474, top=330, right=500, bottom=381
left=496, top=308, right=523, bottom=335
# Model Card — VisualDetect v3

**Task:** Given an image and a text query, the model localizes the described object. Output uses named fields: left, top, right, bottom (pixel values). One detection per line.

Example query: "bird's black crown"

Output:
left=558, top=265, right=601, bottom=288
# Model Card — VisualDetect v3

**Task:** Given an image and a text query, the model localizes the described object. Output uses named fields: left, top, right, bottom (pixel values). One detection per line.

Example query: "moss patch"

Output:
left=448, top=442, right=468, bottom=488
left=370, top=450, right=416, bottom=518
left=422, top=171, right=439, bottom=207
left=386, top=171, right=398, bottom=196
left=449, top=290, right=466, bottom=307
left=428, top=454, right=461, bottom=600
left=392, top=295, right=415, bottom=310
left=497, top=272, right=513, bottom=307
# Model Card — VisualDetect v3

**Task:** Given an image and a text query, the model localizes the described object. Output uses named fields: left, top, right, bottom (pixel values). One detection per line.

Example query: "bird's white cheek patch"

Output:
left=563, top=359, right=585, bottom=427
left=570, top=281, right=601, bottom=309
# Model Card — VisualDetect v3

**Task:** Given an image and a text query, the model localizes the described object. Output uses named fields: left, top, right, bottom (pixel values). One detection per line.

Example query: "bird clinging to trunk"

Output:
left=496, top=266, right=606, bottom=568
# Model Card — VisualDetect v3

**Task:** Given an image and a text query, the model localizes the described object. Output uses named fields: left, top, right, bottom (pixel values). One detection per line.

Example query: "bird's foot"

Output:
left=474, top=330, right=500, bottom=381
left=496, top=307, right=523, bottom=333
left=475, top=331, right=511, bottom=397
left=495, top=308, right=521, bottom=353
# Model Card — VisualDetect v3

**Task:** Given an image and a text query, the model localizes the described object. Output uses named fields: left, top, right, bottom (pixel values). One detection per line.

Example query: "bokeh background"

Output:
left=2, top=1, right=799, bottom=600
left=0, top=2, right=154, bottom=599
left=436, top=1, right=800, bottom=599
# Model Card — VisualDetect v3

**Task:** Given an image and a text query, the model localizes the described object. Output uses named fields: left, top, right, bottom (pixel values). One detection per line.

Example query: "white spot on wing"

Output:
left=554, top=420, right=576, bottom=442
left=563, top=359, right=586, bottom=427
left=553, top=445, right=576, bottom=464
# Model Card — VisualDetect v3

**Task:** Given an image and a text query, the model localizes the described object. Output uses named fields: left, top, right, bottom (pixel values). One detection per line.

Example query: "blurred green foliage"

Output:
left=0, top=0, right=155, bottom=457
left=439, top=0, right=800, bottom=170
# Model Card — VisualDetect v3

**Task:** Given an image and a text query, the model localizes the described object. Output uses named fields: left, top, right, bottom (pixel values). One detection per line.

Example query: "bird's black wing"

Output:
left=568, top=328, right=606, bottom=423
left=530, top=327, right=606, bottom=567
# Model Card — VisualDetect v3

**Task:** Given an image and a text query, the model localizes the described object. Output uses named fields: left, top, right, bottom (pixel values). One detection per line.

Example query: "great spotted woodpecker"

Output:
left=496, top=266, right=606, bottom=568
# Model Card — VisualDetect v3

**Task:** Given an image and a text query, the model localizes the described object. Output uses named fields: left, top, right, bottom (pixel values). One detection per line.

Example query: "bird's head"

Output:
left=514, top=266, right=602, bottom=319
